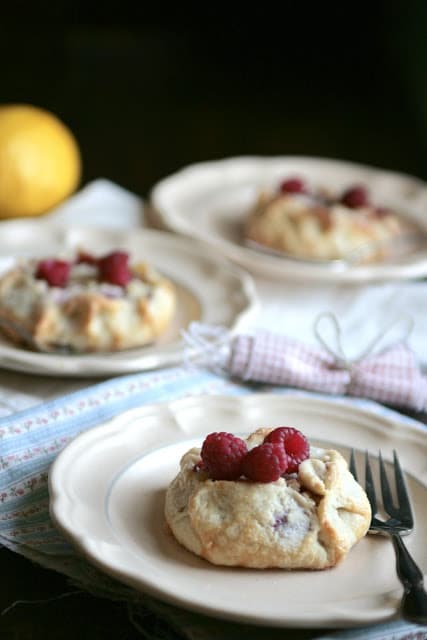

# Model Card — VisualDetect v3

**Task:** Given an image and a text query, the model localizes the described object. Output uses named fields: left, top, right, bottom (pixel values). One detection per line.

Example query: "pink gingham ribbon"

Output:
left=183, top=320, right=427, bottom=412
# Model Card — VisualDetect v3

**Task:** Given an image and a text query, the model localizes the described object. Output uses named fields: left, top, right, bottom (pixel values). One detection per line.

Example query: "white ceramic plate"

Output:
left=49, top=394, right=427, bottom=628
left=0, top=222, right=257, bottom=376
left=150, top=155, right=427, bottom=282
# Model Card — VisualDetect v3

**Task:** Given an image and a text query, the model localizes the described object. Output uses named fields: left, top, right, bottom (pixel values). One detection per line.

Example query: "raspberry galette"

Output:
left=245, top=178, right=409, bottom=262
left=0, top=250, right=176, bottom=353
left=165, top=427, right=371, bottom=569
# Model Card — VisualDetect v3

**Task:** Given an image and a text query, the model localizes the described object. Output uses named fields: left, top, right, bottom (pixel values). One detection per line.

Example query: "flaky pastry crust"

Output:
left=165, top=428, right=371, bottom=569
left=0, top=259, right=176, bottom=353
left=245, top=191, right=406, bottom=261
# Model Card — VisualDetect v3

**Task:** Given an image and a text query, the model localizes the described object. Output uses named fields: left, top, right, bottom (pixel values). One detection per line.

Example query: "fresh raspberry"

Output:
left=279, top=177, right=306, bottom=194
left=98, top=251, right=132, bottom=286
left=200, top=432, right=247, bottom=480
left=340, top=185, right=369, bottom=209
left=35, top=259, right=71, bottom=288
left=242, top=442, right=288, bottom=482
left=264, top=427, right=310, bottom=473
left=76, top=250, right=98, bottom=265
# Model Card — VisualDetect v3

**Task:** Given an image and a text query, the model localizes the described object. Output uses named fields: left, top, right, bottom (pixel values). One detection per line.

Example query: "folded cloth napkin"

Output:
left=0, top=366, right=426, bottom=640
left=44, top=177, right=145, bottom=228
left=183, top=318, right=427, bottom=412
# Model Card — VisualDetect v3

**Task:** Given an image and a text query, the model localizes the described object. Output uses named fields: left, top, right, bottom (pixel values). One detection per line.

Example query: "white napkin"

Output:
left=255, top=277, right=427, bottom=369
left=45, top=178, right=144, bottom=228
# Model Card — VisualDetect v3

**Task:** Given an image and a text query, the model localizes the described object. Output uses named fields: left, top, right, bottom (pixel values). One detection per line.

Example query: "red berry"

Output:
left=35, top=259, right=71, bottom=288
left=242, top=442, right=288, bottom=482
left=279, top=177, right=306, bottom=194
left=201, top=432, right=247, bottom=480
left=264, top=427, right=310, bottom=473
left=340, top=185, right=369, bottom=208
left=98, top=251, right=132, bottom=286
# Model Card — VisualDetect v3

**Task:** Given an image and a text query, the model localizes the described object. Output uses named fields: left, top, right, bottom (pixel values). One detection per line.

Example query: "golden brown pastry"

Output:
left=245, top=178, right=407, bottom=261
left=0, top=250, right=176, bottom=353
left=165, top=427, right=371, bottom=569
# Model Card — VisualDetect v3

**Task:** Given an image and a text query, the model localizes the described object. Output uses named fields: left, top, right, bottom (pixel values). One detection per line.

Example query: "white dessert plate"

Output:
left=49, top=394, right=427, bottom=628
left=0, top=222, right=257, bottom=377
left=150, top=155, right=427, bottom=282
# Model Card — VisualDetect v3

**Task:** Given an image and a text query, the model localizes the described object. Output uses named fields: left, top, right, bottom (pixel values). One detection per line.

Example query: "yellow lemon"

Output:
left=0, top=104, right=81, bottom=218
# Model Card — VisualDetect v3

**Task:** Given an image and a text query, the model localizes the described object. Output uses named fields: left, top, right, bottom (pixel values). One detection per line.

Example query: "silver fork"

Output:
left=350, top=449, right=427, bottom=623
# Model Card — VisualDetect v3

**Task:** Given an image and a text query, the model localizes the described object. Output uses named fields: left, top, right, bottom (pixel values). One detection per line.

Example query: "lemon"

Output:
left=0, top=104, right=81, bottom=218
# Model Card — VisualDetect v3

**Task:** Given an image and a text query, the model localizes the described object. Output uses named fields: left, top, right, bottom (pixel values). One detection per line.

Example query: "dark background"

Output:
left=1, top=3, right=427, bottom=201
left=1, top=4, right=427, bottom=639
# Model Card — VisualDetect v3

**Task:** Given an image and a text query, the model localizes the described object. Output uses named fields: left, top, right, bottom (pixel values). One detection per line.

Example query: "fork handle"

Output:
left=391, top=533, right=427, bottom=624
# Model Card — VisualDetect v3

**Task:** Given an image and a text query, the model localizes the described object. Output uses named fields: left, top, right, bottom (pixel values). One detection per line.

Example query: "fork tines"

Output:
left=349, top=449, right=414, bottom=528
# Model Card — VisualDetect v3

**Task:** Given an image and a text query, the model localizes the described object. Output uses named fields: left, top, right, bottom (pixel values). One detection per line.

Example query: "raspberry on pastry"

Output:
left=245, top=178, right=408, bottom=262
left=165, top=426, right=371, bottom=569
left=264, top=426, right=310, bottom=473
left=200, top=432, right=248, bottom=480
left=0, top=250, right=176, bottom=353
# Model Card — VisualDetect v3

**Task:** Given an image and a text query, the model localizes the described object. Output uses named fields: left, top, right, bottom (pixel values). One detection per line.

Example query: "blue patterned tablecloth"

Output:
left=0, top=365, right=426, bottom=640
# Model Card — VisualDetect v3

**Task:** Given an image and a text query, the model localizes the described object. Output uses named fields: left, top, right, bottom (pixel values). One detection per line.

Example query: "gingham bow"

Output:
left=183, top=319, right=427, bottom=412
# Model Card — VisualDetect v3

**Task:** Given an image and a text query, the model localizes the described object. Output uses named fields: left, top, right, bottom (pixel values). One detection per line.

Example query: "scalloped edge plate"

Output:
left=150, top=155, right=427, bottom=282
left=49, top=394, right=427, bottom=628
left=0, top=223, right=258, bottom=376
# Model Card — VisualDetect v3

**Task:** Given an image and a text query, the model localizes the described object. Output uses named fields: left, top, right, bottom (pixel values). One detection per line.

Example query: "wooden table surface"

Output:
left=1, top=10, right=427, bottom=639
